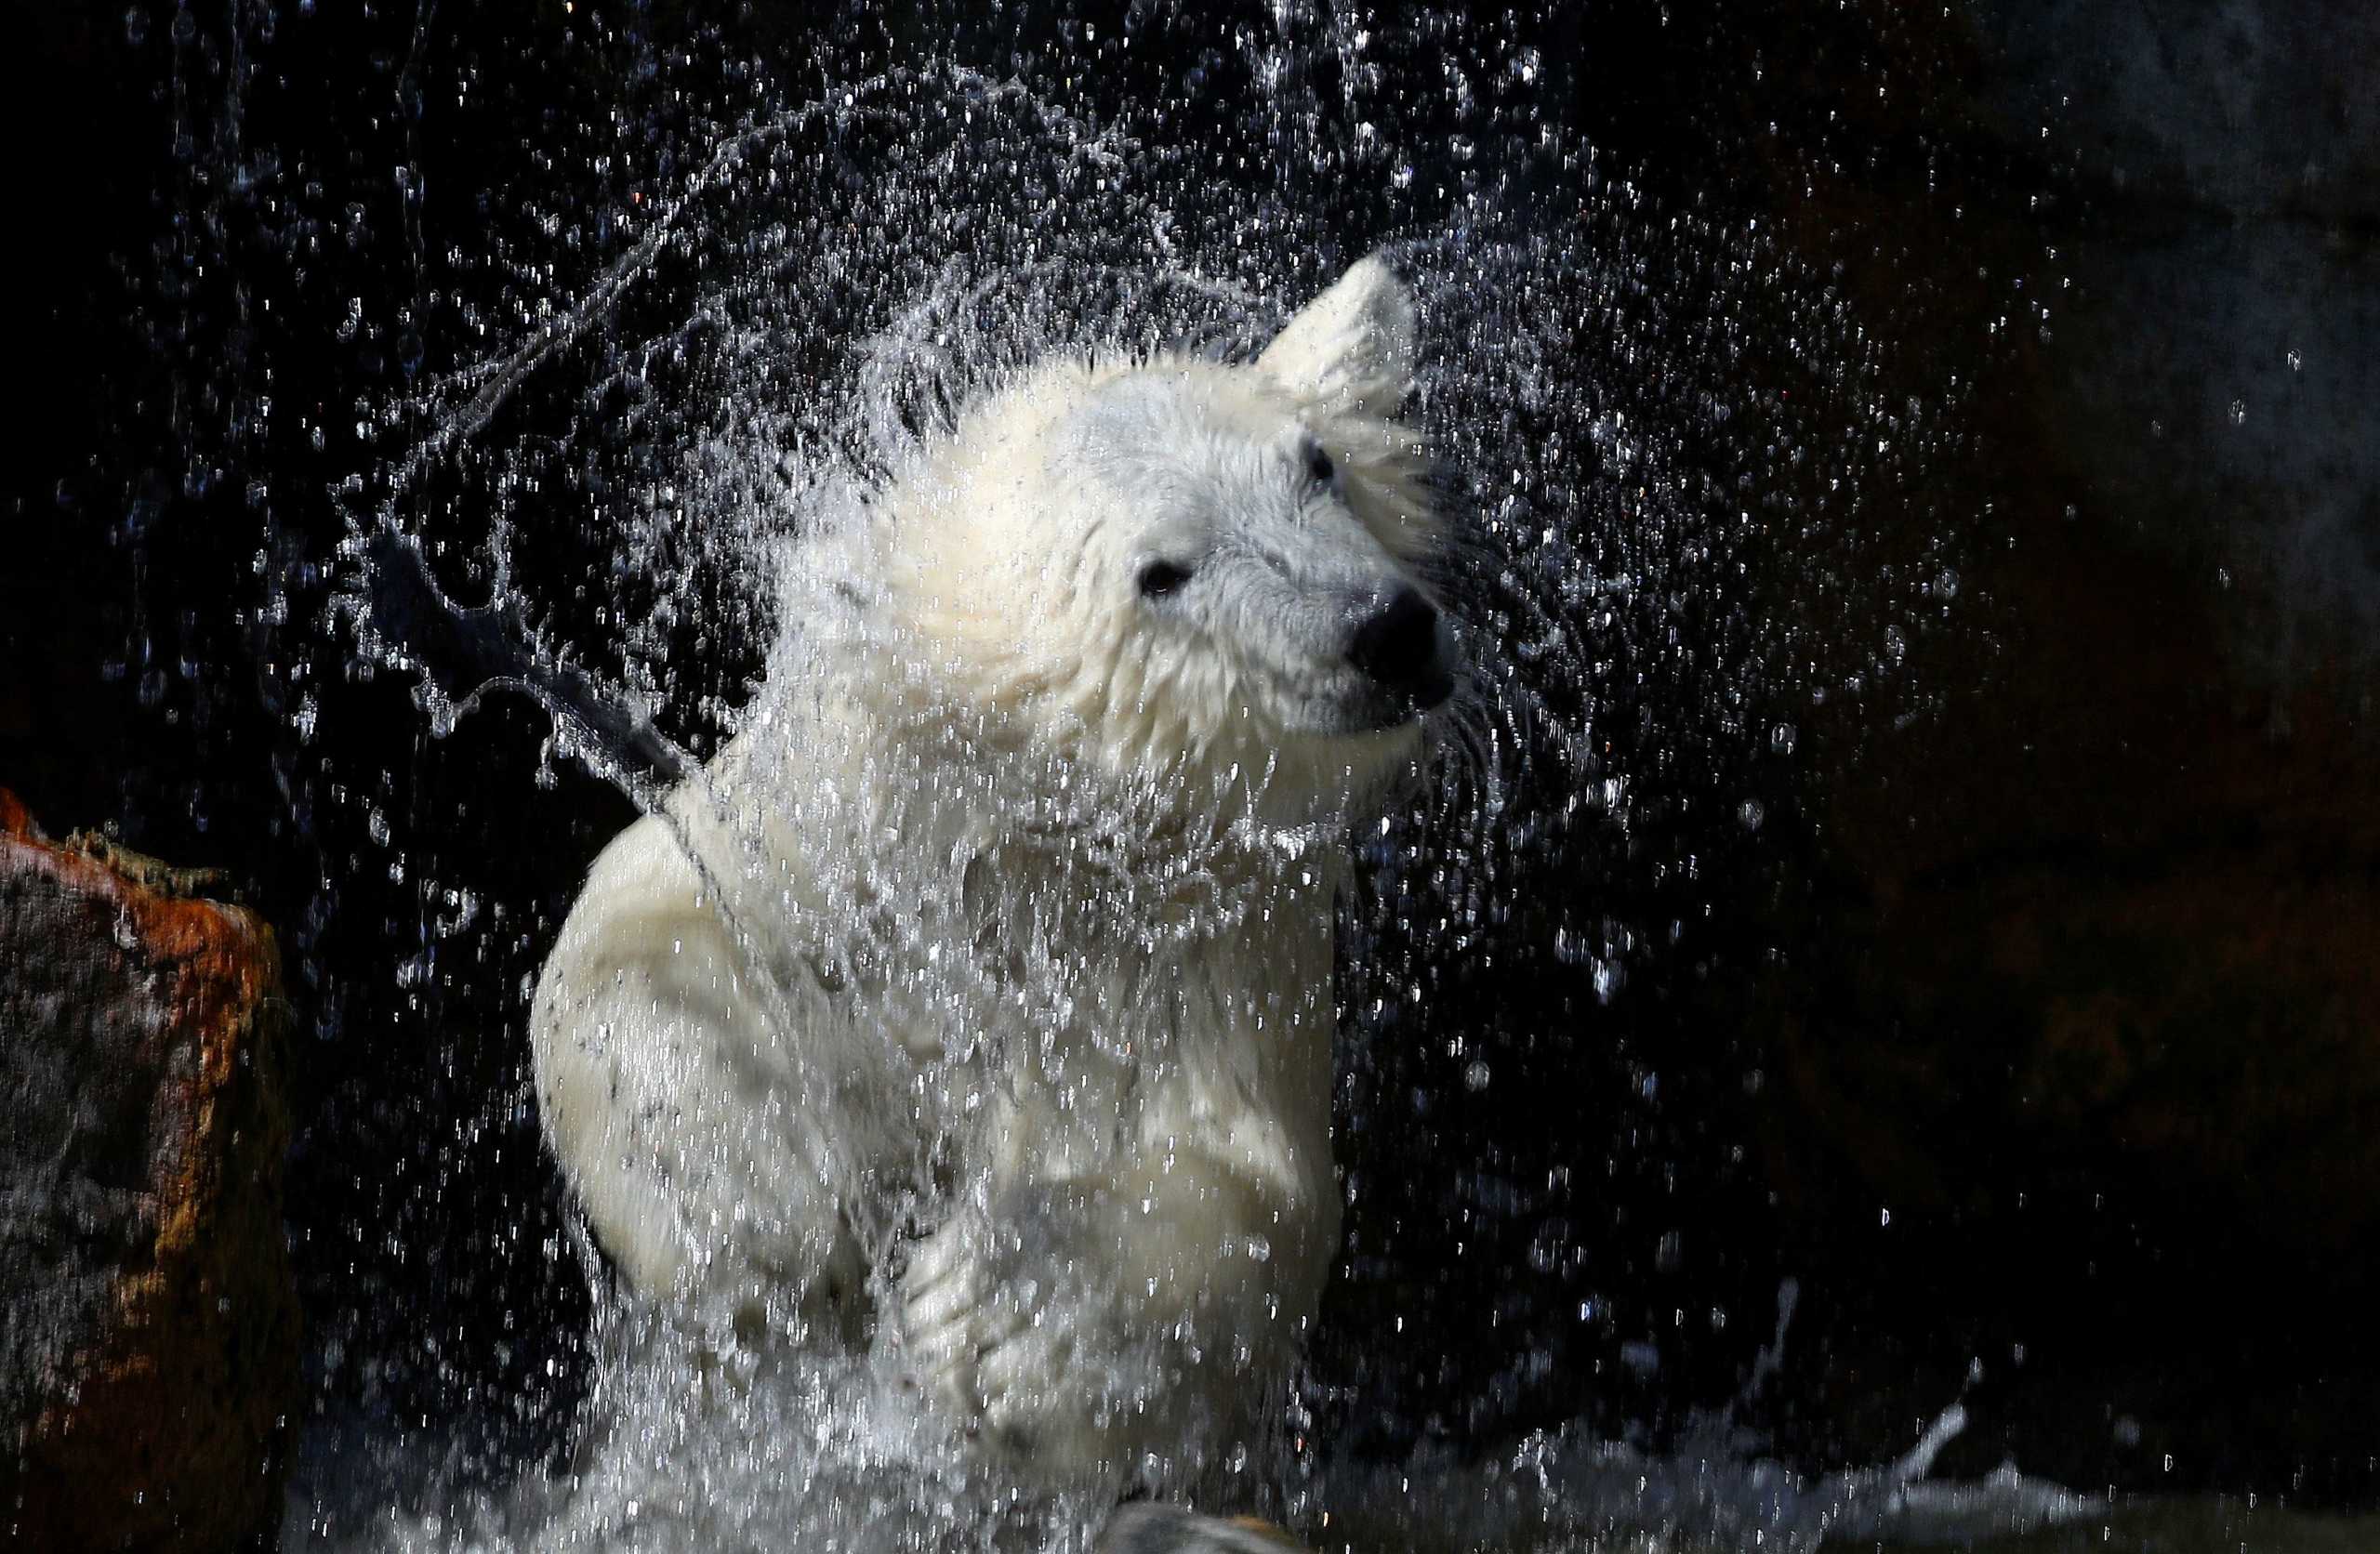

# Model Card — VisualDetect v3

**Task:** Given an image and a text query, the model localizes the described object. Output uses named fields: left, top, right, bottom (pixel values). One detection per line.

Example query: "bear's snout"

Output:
left=1347, top=586, right=1454, bottom=713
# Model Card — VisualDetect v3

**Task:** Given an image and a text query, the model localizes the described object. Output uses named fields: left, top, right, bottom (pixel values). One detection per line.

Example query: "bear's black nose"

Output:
left=1348, top=586, right=1451, bottom=707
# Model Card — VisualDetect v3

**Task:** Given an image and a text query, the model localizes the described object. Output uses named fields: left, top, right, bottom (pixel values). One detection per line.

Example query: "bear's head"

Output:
left=880, top=256, right=1455, bottom=837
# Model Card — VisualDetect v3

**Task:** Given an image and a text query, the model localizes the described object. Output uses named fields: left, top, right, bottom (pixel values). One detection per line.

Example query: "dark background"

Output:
left=8, top=0, right=2376, bottom=1517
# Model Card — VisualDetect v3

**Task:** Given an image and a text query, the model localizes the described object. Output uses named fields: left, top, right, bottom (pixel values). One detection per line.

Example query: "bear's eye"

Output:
left=1137, top=560, right=1195, bottom=599
left=1306, top=442, right=1336, bottom=485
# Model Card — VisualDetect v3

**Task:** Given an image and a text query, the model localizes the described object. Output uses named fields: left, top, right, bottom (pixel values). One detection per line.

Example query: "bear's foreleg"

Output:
left=532, top=812, right=870, bottom=1343
left=888, top=1150, right=1329, bottom=1484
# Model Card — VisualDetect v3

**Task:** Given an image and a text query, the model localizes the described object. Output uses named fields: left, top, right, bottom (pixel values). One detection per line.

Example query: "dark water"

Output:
left=9, top=2, right=2376, bottom=1547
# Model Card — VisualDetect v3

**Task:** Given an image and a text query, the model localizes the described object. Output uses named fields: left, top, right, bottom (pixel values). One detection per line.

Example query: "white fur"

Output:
left=530, top=256, right=1443, bottom=1492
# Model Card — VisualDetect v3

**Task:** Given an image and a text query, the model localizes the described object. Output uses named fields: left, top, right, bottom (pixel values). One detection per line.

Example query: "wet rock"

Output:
left=1, top=794, right=298, bottom=1552
left=1789, top=649, right=2380, bottom=1247
left=1096, top=1504, right=1309, bottom=1554
left=1975, top=0, right=2380, bottom=678
left=1757, top=0, right=2380, bottom=1294
left=1576, top=0, right=2380, bottom=1495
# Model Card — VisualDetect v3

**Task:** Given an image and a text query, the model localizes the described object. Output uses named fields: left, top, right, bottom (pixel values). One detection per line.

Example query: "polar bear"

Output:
left=530, top=255, right=1452, bottom=1494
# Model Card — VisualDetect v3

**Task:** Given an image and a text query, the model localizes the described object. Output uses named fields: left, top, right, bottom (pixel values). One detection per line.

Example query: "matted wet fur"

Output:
left=531, top=255, right=1455, bottom=1496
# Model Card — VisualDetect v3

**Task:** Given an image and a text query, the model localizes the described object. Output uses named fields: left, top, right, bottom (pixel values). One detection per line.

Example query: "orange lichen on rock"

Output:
left=1, top=790, right=298, bottom=1554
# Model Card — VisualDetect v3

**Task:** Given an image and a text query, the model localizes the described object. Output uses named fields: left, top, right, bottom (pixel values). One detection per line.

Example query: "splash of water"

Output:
left=262, top=32, right=2023, bottom=1554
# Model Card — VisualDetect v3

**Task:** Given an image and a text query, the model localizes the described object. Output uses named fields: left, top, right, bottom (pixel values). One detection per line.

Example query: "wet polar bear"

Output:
left=531, top=256, right=1453, bottom=1495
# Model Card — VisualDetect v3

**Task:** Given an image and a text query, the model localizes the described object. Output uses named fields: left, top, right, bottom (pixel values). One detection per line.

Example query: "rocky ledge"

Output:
left=1, top=791, right=298, bottom=1553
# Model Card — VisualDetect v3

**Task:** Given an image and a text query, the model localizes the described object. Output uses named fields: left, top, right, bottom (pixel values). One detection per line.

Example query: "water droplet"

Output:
left=2228, top=398, right=2246, bottom=426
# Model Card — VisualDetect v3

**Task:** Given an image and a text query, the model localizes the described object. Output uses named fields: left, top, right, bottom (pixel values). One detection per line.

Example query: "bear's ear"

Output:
left=1257, top=254, right=1418, bottom=419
